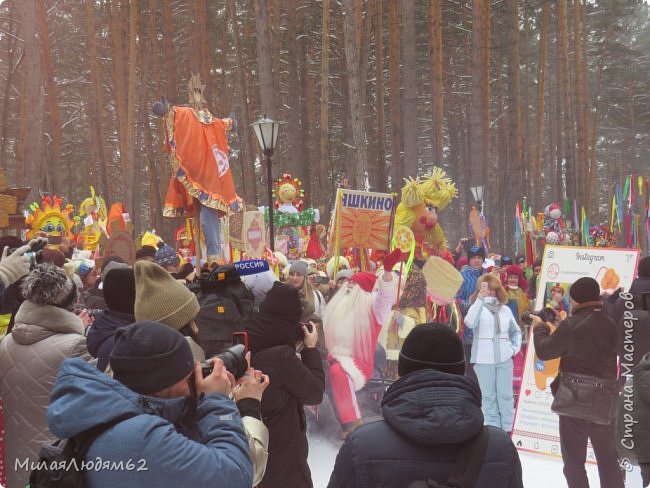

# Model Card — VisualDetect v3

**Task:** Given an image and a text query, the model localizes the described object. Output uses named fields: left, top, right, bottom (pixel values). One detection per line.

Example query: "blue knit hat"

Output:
left=155, top=242, right=179, bottom=267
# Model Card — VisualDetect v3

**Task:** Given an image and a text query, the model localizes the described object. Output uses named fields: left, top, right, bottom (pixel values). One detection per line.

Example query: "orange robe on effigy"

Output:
left=164, top=107, right=238, bottom=216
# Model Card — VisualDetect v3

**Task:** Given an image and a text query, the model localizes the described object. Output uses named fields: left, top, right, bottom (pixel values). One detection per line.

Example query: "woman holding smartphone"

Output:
left=464, top=273, right=522, bottom=434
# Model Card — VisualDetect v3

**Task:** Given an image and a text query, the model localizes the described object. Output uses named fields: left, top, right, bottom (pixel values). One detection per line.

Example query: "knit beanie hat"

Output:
left=505, top=264, right=528, bottom=292
left=41, top=248, right=66, bottom=268
left=22, top=263, right=77, bottom=310
left=569, top=277, right=600, bottom=304
left=639, top=256, right=650, bottom=279
left=349, top=272, right=377, bottom=293
left=398, top=323, right=466, bottom=377
left=101, top=260, right=128, bottom=282
left=335, top=269, right=353, bottom=283
left=134, top=260, right=200, bottom=330
left=155, top=242, right=180, bottom=268
left=135, top=245, right=157, bottom=261
left=259, top=281, right=302, bottom=321
left=467, top=245, right=485, bottom=260
left=110, top=321, right=194, bottom=395
left=288, top=260, right=308, bottom=277
left=103, top=268, right=136, bottom=314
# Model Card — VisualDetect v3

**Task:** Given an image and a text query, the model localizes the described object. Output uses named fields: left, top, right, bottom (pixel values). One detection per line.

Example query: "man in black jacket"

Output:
left=533, top=277, right=624, bottom=488
left=327, top=323, right=523, bottom=488
left=195, top=263, right=255, bottom=357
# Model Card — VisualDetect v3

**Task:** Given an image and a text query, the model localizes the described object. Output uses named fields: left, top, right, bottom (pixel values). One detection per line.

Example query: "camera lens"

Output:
left=201, top=344, right=248, bottom=380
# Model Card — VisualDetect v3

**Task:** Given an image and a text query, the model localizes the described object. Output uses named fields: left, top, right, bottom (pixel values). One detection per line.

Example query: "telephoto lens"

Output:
left=201, top=344, right=248, bottom=380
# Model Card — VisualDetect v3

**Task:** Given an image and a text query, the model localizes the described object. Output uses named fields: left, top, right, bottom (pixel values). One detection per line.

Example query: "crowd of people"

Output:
left=0, top=234, right=648, bottom=487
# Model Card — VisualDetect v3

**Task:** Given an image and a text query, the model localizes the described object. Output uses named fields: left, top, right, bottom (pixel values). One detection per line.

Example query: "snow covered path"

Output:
left=307, top=433, right=642, bottom=487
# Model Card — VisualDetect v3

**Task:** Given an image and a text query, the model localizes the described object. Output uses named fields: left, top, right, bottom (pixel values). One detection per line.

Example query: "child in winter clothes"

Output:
left=465, top=273, right=522, bottom=433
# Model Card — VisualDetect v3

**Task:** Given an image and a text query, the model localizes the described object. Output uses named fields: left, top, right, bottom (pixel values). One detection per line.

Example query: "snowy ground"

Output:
left=307, top=433, right=643, bottom=487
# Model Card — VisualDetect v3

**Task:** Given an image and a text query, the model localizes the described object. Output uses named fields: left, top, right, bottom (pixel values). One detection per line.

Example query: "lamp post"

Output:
left=252, top=115, right=280, bottom=251
left=470, top=185, right=485, bottom=214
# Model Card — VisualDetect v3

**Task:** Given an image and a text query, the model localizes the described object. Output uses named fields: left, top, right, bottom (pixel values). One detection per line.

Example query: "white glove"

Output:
left=0, top=244, right=32, bottom=287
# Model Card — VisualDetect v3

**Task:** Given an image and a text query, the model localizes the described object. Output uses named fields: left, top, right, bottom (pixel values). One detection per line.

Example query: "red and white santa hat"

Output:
left=349, top=272, right=377, bottom=293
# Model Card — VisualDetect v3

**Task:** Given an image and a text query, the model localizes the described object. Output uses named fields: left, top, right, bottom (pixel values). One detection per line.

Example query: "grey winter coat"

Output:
left=0, top=300, right=92, bottom=488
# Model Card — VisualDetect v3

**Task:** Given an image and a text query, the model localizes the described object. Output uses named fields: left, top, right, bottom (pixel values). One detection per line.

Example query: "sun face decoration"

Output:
left=273, top=173, right=305, bottom=212
left=25, top=195, right=76, bottom=247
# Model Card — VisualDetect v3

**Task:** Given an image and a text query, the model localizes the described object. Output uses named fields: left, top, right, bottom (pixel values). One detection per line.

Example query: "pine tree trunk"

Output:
left=1, top=7, right=18, bottom=171
left=228, top=0, right=257, bottom=204
left=573, top=0, right=589, bottom=207
left=429, top=0, right=444, bottom=168
left=161, top=0, right=178, bottom=102
left=318, top=0, right=331, bottom=203
left=126, top=0, right=138, bottom=215
left=341, top=0, right=368, bottom=189
left=144, top=0, right=163, bottom=232
left=470, top=0, right=489, bottom=190
left=557, top=0, right=573, bottom=201
left=18, top=0, right=44, bottom=200
left=86, top=1, right=112, bottom=202
left=388, top=0, right=402, bottom=191
left=533, top=2, right=549, bottom=210
left=255, top=0, right=277, bottom=119
left=286, top=0, right=304, bottom=181
left=401, top=0, right=417, bottom=177
left=505, top=0, right=523, bottom=252
left=371, top=0, right=387, bottom=193
left=38, top=2, right=62, bottom=195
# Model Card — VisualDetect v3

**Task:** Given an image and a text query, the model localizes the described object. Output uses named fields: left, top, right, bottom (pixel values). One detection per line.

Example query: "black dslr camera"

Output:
left=201, top=343, right=248, bottom=380
left=522, top=307, right=559, bottom=325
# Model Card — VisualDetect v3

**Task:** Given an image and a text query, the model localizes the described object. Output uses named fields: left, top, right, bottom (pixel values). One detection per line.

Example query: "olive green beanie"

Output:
left=134, top=260, right=199, bottom=330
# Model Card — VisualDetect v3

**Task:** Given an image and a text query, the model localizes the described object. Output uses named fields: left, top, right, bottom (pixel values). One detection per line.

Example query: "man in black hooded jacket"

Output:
left=327, top=323, right=523, bottom=488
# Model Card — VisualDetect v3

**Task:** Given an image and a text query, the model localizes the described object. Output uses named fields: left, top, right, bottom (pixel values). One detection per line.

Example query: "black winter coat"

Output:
left=195, top=282, right=254, bottom=357
left=605, top=277, right=650, bottom=325
left=534, top=301, right=619, bottom=392
left=605, top=278, right=650, bottom=368
left=327, top=368, right=523, bottom=488
left=251, top=345, right=324, bottom=488
left=618, top=353, right=650, bottom=465
left=631, top=354, right=650, bottom=464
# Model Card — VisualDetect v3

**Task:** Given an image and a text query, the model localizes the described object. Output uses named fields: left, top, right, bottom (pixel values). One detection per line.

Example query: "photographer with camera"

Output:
left=245, top=281, right=325, bottom=488
left=133, top=260, right=270, bottom=486
left=532, top=277, right=624, bottom=488
left=47, top=321, right=255, bottom=488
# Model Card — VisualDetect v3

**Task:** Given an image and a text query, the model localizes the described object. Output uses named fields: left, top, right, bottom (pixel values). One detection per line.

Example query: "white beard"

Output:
left=323, top=285, right=374, bottom=363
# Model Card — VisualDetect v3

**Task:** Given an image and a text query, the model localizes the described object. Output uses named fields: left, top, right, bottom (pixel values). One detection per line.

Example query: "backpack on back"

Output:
left=28, top=415, right=133, bottom=488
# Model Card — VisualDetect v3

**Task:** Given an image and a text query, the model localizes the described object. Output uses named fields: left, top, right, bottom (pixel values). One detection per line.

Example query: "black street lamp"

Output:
left=470, top=185, right=485, bottom=214
left=252, top=115, right=280, bottom=251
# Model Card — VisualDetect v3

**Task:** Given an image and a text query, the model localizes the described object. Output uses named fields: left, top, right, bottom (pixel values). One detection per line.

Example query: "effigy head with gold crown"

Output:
left=25, top=195, right=76, bottom=248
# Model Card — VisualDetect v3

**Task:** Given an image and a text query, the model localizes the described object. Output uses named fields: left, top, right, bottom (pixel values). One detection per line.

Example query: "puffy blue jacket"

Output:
left=327, top=368, right=523, bottom=488
left=48, top=358, right=253, bottom=488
